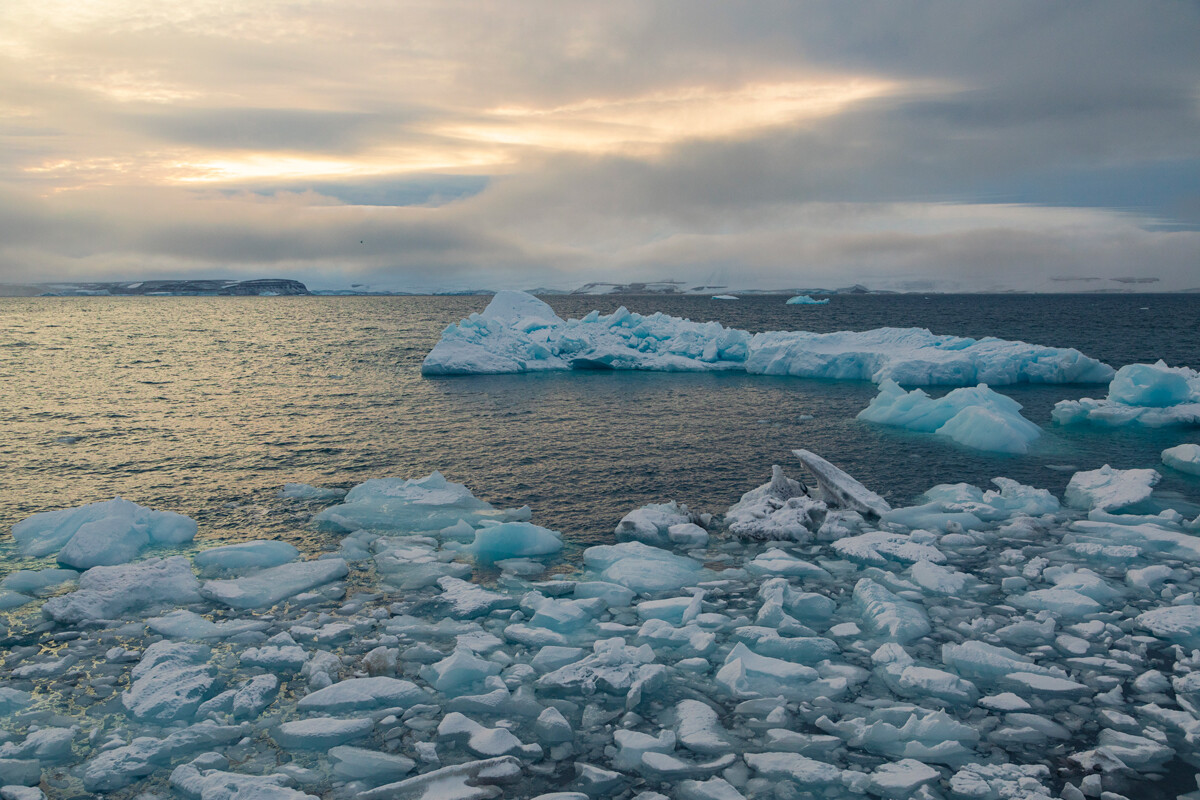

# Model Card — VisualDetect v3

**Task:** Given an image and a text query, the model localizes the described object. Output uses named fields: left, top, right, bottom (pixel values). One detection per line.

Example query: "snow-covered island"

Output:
left=2, top=453, right=1200, bottom=799
left=421, top=291, right=1114, bottom=386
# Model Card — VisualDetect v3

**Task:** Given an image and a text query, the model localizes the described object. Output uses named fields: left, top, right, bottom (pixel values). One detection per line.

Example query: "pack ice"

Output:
left=1054, top=360, right=1200, bottom=428
left=2, top=454, right=1200, bottom=800
left=858, top=379, right=1042, bottom=454
left=422, top=291, right=1114, bottom=385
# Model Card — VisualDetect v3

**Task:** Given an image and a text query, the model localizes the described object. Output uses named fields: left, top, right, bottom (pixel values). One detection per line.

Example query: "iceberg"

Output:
left=423, top=291, right=1113, bottom=385
left=11, top=497, right=197, bottom=568
left=786, top=295, right=829, bottom=305
left=1053, top=360, right=1200, bottom=427
left=858, top=379, right=1041, bottom=454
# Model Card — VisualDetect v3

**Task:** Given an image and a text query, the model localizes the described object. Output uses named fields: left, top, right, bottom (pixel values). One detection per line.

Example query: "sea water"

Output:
left=1, top=293, right=1197, bottom=556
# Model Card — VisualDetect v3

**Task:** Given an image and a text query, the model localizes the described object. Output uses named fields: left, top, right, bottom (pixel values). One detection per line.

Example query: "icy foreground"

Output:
left=421, top=291, right=1114, bottom=385
left=858, top=380, right=1042, bottom=454
left=3, top=461, right=1200, bottom=799
left=1054, top=361, right=1200, bottom=428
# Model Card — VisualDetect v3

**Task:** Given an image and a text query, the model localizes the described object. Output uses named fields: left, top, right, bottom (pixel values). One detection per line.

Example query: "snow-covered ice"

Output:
left=422, top=291, right=1113, bottom=385
left=1163, top=443, right=1200, bottom=476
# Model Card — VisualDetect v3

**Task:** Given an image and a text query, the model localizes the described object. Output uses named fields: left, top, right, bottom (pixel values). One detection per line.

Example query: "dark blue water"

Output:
left=1, top=293, right=1197, bottom=559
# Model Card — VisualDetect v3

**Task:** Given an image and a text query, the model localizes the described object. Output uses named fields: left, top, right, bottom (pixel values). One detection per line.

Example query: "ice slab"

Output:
left=583, top=541, right=706, bottom=595
left=193, top=540, right=300, bottom=574
left=297, top=676, right=429, bottom=713
left=42, top=556, right=200, bottom=623
left=859, top=379, right=1041, bottom=454
left=278, top=483, right=346, bottom=501
left=793, top=449, right=891, bottom=517
left=11, top=497, right=196, bottom=568
left=1064, top=465, right=1160, bottom=512
left=1162, top=443, right=1200, bottom=475
left=200, top=559, right=348, bottom=609
left=423, top=291, right=1113, bottom=385
left=1053, top=360, right=1200, bottom=427
left=468, top=521, right=563, bottom=562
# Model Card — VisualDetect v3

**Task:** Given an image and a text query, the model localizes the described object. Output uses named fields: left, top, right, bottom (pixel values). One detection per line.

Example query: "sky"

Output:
left=1, top=1, right=1198, bottom=292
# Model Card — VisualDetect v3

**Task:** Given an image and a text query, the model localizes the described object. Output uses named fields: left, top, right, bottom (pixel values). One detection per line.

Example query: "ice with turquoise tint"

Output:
left=858, top=379, right=1042, bottom=453
left=423, top=291, right=1114, bottom=385
left=3, top=448, right=1200, bottom=800
left=1054, top=359, right=1200, bottom=427
left=1163, top=443, right=1200, bottom=475
left=785, top=295, right=829, bottom=305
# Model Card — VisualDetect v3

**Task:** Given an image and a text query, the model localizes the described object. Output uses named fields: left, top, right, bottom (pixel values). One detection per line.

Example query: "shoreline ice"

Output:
left=2, top=454, right=1199, bottom=799
left=421, top=291, right=1115, bottom=386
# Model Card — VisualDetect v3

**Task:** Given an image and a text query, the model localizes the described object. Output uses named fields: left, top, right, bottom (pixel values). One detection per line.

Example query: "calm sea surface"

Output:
left=2, top=293, right=1198, bottom=565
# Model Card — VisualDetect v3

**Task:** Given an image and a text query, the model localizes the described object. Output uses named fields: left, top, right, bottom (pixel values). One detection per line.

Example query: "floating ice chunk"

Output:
left=1137, top=605, right=1200, bottom=649
left=468, top=521, right=563, bottom=562
left=1053, top=361, right=1200, bottom=427
left=200, top=558, right=347, bottom=609
left=0, top=568, right=77, bottom=596
left=731, top=627, right=839, bottom=664
left=537, top=637, right=656, bottom=695
left=1064, top=465, right=1160, bottom=511
left=835, top=532, right=946, bottom=567
left=786, top=295, right=829, bottom=305
left=297, top=676, right=428, bottom=713
left=573, top=581, right=636, bottom=608
left=793, top=449, right=891, bottom=516
left=435, top=576, right=519, bottom=618
left=948, top=764, right=1052, bottom=800
left=712, top=295, right=738, bottom=300
left=868, top=759, right=940, bottom=799
left=170, top=763, right=318, bottom=800
left=193, top=540, right=300, bottom=574
left=584, top=541, right=705, bottom=595
left=421, top=647, right=502, bottom=696
left=147, top=609, right=268, bottom=639
left=0, top=690, right=33, bottom=716
left=821, top=707, right=979, bottom=766
left=674, top=700, right=735, bottom=755
left=744, top=752, right=843, bottom=786
left=942, top=641, right=1061, bottom=683
left=437, top=712, right=542, bottom=760
left=612, top=729, right=675, bottom=770
left=859, top=380, right=1041, bottom=454
left=1162, top=443, right=1200, bottom=475
left=895, top=666, right=979, bottom=705
left=920, top=477, right=1059, bottom=522
left=853, top=579, right=931, bottom=642
left=0, top=729, right=75, bottom=764
left=240, top=639, right=309, bottom=672
left=81, top=722, right=244, bottom=792
left=978, top=692, right=1031, bottom=712
left=1069, top=519, right=1200, bottom=561
left=1011, top=588, right=1103, bottom=619
left=998, top=672, right=1091, bottom=698
left=423, top=291, right=1111, bottom=385
left=908, top=561, right=970, bottom=596
left=746, top=548, right=833, bottom=581
left=329, top=746, right=414, bottom=785
left=0, top=785, right=44, bottom=800
left=615, top=502, right=701, bottom=548
left=123, top=642, right=216, bottom=723
left=42, top=556, right=200, bottom=623
left=312, top=472, right=527, bottom=533
left=677, top=777, right=747, bottom=800
left=357, top=756, right=522, bottom=800
left=274, top=717, right=373, bottom=750
left=11, top=497, right=197, bottom=568
left=725, top=466, right=825, bottom=542
left=278, top=483, right=346, bottom=501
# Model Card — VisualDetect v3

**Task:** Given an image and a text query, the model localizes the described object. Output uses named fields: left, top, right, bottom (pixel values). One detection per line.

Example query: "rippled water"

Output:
left=2, top=293, right=1198, bottom=565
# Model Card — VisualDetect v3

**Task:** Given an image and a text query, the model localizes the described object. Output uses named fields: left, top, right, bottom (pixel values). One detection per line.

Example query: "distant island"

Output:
left=1, top=279, right=310, bottom=297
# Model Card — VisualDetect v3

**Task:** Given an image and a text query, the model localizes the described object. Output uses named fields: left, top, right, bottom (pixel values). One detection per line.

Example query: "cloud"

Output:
left=0, top=0, right=1197, bottom=289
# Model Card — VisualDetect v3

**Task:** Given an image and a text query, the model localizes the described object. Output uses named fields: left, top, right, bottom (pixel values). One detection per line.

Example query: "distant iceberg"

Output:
left=711, top=294, right=739, bottom=300
left=786, top=294, right=829, bottom=305
left=422, top=291, right=1114, bottom=386
left=1053, top=360, right=1200, bottom=427
left=858, top=380, right=1042, bottom=454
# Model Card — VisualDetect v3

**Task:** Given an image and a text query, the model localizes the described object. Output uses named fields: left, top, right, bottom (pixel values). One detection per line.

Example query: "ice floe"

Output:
left=1, top=451, right=1199, bottom=800
left=422, top=291, right=1114, bottom=385
left=785, top=295, right=829, bottom=305
left=11, top=497, right=196, bottom=568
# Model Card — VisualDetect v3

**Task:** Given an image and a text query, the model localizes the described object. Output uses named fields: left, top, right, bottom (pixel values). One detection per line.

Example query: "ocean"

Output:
left=2, top=292, right=1197, bottom=561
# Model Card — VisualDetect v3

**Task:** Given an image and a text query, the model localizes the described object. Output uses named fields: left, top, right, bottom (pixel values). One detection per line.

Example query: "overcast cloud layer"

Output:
left=2, top=1, right=1198, bottom=291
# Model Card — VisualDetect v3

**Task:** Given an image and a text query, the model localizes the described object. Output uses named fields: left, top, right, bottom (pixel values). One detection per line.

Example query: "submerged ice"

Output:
left=422, top=291, right=1114, bottom=386
left=3, top=452, right=1200, bottom=800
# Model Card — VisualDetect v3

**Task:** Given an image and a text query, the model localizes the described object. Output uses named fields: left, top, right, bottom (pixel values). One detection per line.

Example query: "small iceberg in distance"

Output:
left=711, top=294, right=739, bottom=300
left=1053, top=360, right=1200, bottom=428
left=858, top=379, right=1042, bottom=454
left=786, top=294, right=829, bottom=305
left=422, top=291, right=1114, bottom=385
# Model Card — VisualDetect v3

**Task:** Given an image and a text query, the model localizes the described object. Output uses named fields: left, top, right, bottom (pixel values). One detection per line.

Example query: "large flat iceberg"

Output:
left=858, top=379, right=1042, bottom=454
left=1053, top=360, right=1200, bottom=428
left=422, top=291, right=1113, bottom=386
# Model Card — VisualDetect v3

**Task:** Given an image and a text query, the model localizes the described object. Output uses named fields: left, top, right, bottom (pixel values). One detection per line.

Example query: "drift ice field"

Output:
left=3, top=292, right=1200, bottom=800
